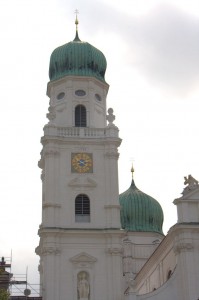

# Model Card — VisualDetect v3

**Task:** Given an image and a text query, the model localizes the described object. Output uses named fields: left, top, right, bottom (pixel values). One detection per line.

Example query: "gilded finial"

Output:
left=131, top=164, right=134, bottom=177
left=74, top=9, right=81, bottom=42
left=75, top=9, right=79, bottom=31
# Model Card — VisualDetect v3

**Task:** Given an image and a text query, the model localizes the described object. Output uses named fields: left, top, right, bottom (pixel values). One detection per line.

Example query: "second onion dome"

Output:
left=119, top=167, right=164, bottom=235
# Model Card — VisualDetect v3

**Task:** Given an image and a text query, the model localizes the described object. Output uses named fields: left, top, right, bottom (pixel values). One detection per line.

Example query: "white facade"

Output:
left=36, top=35, right=199, bottom=300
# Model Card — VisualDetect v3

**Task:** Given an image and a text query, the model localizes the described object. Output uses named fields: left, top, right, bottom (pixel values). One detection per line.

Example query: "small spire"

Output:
left=74, top=9, right=81, bottom=41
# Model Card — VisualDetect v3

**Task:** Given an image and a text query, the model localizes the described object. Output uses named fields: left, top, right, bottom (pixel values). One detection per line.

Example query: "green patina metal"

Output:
left=119, top=179, right=164, bottom=234
left=49, top=32, right=107, bottom=82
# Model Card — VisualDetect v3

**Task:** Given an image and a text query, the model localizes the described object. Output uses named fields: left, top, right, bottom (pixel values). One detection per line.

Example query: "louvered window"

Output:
left=75, top=194, right=90, bottom=222
left=75, top=105, right=87, bottom=127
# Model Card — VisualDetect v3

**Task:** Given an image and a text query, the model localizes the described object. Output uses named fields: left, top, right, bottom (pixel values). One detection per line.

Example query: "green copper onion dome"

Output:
left=49, top=20, right=107, bottom=82
left=119, top=168, right=164, bottom=234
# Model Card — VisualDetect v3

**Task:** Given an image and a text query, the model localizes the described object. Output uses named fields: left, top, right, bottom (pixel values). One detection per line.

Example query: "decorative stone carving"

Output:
left=123, top=237, right=132, bottom=257
left=43, top=149, right=60, bottom=157
left=75, top=147, right=88, bottom=152
left=107, top=247, right=123, bottom=255
left=105, top=149, right=119, bottom=159
left=40, top=247, right=61, bottom=256
left=173, top=242, right=193, bottom=254
left=125, top=273, right=136, bottom=291
left=68, top=177, right=97, bottom=188
left=182, top=175, right=199, bottom=195
left=70, top=253, right=97, bottom=268
left=46, top=106, right=56, bottom=123
left=123, top=257, right=133, bottom=274
left=106, top=108, right=115, bottom=126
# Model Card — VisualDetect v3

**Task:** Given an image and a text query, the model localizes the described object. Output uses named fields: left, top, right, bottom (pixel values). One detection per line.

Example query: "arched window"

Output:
left=75, top=194, right=90, bottom=222
left=75, top=105, right=87, bottom=127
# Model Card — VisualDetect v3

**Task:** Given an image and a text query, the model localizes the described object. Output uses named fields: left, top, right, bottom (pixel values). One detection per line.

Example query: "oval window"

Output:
left=57, top=92, right=65, bottom=100
left=75, top=90, right=86, bottom=97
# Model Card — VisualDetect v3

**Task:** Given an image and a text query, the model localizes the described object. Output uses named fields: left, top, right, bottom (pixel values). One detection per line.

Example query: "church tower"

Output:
left=36, top=18, right=123, bottom=300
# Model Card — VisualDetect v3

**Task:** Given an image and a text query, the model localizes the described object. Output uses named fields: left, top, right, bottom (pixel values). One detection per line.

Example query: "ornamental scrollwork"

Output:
left=46, top=106, right=56, bottom=123
left=105, top=150, right=119, bottom=159
left=40, top=247, right=61, bottom=256
left=107, top=247, right=123, bottom=255
left=43, top=149, right=60, bottom=157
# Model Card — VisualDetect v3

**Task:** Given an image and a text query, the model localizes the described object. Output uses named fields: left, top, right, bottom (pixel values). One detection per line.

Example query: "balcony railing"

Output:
left=43, top=125, right=119, bottom=138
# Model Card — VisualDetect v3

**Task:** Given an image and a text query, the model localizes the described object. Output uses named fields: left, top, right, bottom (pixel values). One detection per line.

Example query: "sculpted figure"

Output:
left=184, top=175, right=198, bottom=188
left=106, top=108, right=115, bottom=126
left=183, top=175, right=199, bottom=195
left=78, top=272, right=89, bottom=300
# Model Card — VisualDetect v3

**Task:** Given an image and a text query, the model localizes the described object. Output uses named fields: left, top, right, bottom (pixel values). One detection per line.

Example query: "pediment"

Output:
left=68, top=176, right=97, bottom=187
left=70, top=252, right=97, bottom=264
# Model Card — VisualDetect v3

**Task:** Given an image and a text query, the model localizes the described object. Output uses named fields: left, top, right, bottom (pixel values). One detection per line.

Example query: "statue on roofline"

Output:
left=182, top=174, right=198, bottom=195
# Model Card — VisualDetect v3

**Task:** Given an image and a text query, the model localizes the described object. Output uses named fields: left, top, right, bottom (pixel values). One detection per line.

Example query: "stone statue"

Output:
left=77, top=272, right=90, bottom=300
left=106, top=108, right=115, bottom=126
left=183, top=175, right=199, bottom=195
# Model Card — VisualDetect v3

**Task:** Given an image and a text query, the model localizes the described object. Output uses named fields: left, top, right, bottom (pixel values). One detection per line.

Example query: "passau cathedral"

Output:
left=35, top=18, right=199, bottom=300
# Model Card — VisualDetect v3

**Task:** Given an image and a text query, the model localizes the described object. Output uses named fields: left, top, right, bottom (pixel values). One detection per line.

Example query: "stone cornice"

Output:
left=38, top=227, right=123, bottom=238
left=168, top=222, right=199, bottom=235
left=47, top=75, right=109, bottom=97
left=41, top=136, right=122, bottom=147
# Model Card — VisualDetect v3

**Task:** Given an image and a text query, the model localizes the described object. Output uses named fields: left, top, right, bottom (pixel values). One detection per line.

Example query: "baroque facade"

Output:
left=35, top=20, right=199, bottom=300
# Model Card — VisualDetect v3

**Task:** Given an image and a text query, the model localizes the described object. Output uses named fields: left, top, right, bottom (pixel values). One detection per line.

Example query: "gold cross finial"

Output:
left=75, top=9, right=79, bottom=31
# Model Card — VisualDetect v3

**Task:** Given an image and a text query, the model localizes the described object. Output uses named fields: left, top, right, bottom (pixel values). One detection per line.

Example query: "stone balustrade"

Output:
left=43, top=124, right=119, bottom=138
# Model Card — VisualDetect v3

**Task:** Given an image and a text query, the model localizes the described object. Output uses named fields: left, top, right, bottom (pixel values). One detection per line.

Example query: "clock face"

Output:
left=71, top=153, right=93, bottom=173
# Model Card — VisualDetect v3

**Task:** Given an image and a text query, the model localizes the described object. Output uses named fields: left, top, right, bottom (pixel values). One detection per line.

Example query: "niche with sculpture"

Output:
left=77, top=271, right=90, bottom=300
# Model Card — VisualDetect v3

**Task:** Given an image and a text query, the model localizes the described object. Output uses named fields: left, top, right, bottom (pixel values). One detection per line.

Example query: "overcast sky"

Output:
left=1, top=0, right=199, bottom=293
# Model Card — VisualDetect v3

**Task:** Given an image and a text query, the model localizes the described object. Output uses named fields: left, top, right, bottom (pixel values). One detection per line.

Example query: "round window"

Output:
left=75, top=90, right=86, bottom=97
